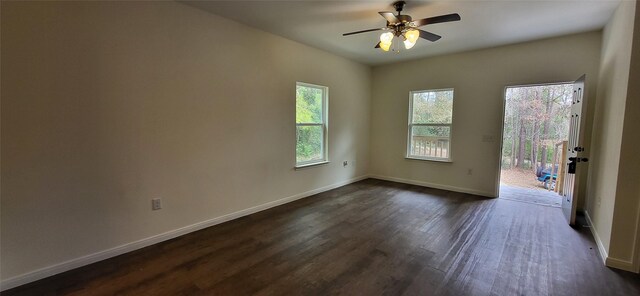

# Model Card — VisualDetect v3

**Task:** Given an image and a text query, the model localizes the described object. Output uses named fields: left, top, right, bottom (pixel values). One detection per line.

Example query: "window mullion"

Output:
left=296, top=123, right=324, bottom=127
left=411, top=123, right=451, bottom=127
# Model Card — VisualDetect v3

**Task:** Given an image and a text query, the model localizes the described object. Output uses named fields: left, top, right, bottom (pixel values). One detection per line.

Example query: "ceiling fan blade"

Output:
left=412, top=13, right=461, bottom=27
left=374, top=42, right=381, bottom=48
left=343, top=28, right=386, bottom=36
left=418, top=29, right=442, bottom=42
left=379, top=11, right=400, bottom=24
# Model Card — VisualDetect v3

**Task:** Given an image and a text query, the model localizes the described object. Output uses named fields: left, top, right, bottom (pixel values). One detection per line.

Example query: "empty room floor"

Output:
left=4, top=179, right=640, bottom=295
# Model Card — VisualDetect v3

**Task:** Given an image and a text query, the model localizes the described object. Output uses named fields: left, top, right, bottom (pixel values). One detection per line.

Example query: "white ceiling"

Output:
left=183, top=0, right=621, bottom=65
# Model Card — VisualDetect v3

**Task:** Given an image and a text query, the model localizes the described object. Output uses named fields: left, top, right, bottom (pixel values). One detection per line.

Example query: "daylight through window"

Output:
left=407, top=89, right=454, bottom=161
left=296, top=82, right=328, bottom=166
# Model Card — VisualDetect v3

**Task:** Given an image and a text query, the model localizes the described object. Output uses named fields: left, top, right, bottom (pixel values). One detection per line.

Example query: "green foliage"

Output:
left=412, top=126, right=450, bottom=137
left=412, top=90, right=453, bottom=124
left=296, top=85, right=325, bottom=163
left=296, top=86, right=323, bottom=124
left=503, top=84, right=573, bottom=170
left=296, top=126, right=323, bottom=162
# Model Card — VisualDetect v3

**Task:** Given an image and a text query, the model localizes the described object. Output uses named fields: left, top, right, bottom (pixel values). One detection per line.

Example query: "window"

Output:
left=407, top=89, right=454, bottom=161
left=296, top=82, right=328, bottom=167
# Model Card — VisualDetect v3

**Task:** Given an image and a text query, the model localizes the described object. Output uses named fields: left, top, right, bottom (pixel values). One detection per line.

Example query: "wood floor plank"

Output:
left=3, top=179, right=640, bottom=296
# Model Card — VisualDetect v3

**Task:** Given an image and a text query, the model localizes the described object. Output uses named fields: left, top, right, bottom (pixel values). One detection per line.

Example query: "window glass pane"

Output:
left=410, top=125, right=450, bottom=159
left=411, top=90, right=453, bottom=124
left=296, top=85, right=323, bottom=124
left=296, top=125, right=324, bottom=163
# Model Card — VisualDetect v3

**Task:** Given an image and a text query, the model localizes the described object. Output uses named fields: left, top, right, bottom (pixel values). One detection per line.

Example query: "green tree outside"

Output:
left=296, top=85, right=324, bottom=163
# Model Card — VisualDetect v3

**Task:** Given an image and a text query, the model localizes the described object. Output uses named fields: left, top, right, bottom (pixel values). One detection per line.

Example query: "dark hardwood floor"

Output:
left=4, top=179, right=640, bottom=295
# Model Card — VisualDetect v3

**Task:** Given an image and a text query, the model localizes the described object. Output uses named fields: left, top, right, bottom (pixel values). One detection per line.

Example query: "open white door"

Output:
left=562, top=75, right=588, bottom=225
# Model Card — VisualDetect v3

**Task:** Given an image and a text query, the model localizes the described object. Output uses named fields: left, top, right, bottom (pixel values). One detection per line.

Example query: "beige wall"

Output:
left=622, top=0, right=640, bottom=270
left=618, top=1, right=640, bottom=272
left=0, top=1, right=370, bottom=283
left=370, top=32, right=602, bottom=198
left=612, top=0, right=640, bottom=268
left=586, top=0, right=637, bottom=270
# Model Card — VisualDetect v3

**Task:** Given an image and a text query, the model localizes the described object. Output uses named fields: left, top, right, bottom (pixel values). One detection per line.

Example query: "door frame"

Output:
left=495, top=81, right=574, bottom=198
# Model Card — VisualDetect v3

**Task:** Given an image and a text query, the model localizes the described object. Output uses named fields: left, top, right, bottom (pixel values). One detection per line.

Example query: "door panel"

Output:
left=562, top=75, right=587, bottom=225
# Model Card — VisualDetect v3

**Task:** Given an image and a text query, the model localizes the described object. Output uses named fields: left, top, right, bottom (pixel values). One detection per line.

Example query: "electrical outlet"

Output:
left=152, top=198, right=162, bottom=211
left=343, top=160, right=348, bottom=167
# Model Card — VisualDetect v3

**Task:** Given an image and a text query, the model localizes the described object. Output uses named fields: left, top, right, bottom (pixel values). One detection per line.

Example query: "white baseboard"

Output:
left=369, top=175, right=495, bottom=198
left=585, top=210, right=609, bottom=265
left=584, top=210, right=635, bottom=272
left=0, top=175, right=369, bottom=291
left=605, top=257, right=635, bottom=271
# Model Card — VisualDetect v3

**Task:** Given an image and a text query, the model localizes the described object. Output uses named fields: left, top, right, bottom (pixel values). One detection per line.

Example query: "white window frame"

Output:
left=295, top=82, right=329, bottom=168
left=406, top=88, right=454, bottom=162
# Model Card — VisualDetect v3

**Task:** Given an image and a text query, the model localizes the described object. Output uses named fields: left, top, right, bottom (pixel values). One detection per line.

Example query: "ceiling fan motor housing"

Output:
left=389, top=1, right=412, bottom=36
left=396, top=15, right=412, bottom=24
left=391, top=15, right=412, bottom=36
left=393, top=1, right=406, bottom=14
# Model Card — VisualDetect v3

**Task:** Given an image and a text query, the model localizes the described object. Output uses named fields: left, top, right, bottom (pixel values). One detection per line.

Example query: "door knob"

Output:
left=568, top=157, right=589, bottom=162
left=567, top=157, right=588, bottom=174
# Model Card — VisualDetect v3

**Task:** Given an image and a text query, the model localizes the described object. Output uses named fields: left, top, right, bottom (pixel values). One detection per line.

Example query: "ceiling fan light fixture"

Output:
left=380, top=32, right=393, bottom=43
left=404, top=29, right=419, bottom=43
left=342, top=1, right=461, bottom=53
left=379, top=31, right=394, bottom=51
left=403, top=29, right=419, bottom=49
left=380, top=42, right=392, bottom=51
left=403, top=39, right=416, bottom=49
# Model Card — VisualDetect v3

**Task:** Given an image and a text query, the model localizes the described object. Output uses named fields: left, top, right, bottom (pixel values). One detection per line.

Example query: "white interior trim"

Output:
left=369, top=175, right=495, bottom=198
left=0, top=175, right=369, bottom=291
left=605, top=257, right=635, bottom=271
left=632, top=192, right=640, bottom=273
left=585, top=210, right=609, bottom=265
left=573, top=209, right=634, bottom=272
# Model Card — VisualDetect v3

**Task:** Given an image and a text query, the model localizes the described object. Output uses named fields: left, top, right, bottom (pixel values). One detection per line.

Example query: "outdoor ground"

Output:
left=499, top=168, right=562, bottom=207
left=500, top=168, right=546, bottom=189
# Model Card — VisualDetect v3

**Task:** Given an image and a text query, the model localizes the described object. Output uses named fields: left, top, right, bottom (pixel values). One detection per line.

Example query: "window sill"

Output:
left=405, top=157, right=452, bottom=163
left=295, top=161, right=330, bottom=170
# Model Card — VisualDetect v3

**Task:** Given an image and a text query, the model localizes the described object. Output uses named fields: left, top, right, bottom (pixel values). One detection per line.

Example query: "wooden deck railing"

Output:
left=411, top=136, right=449, bottom=158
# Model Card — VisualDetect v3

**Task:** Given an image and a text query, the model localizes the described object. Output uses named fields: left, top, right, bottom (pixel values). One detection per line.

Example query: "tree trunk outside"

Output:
left=532, top=122, right=539, bottom=173
left=540, top=89, right=555, bottom=170
left=517, top=119, right=526, bottom=169
left=540, top=145, right=547, bottom=170
left=510, top=115, right=518, bottom=169
left=511, top=134, right=516, bottom=168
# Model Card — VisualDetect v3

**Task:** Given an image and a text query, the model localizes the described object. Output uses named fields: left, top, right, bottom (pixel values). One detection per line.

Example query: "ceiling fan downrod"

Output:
left=393, top=1, right=406, bottom=15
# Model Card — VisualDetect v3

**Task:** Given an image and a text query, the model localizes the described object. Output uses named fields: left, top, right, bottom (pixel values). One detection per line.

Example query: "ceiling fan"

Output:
left=343, top=1, right=461, bottom=52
